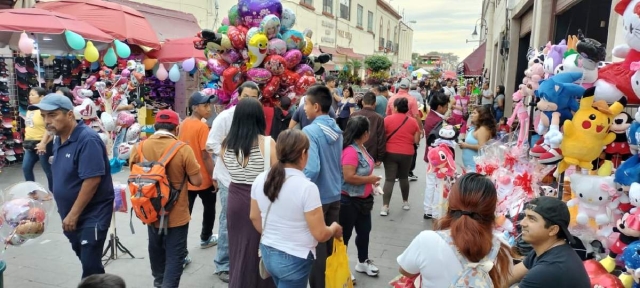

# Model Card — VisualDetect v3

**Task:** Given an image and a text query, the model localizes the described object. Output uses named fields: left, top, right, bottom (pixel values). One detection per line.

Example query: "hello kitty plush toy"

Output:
left=594, top=0, right=640, bottom=104
left=630, top=183, right=640, bottom=213
left=507, top=90, right=529, bottom=148
left=568, top=173, right=618, bottom=226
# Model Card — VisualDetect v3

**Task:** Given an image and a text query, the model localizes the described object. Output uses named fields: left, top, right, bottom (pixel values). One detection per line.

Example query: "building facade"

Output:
left=483, top=0, right=620, bottom=114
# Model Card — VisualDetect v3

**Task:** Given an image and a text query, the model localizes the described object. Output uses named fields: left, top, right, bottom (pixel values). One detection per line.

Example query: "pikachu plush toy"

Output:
left=557, top=87, right=626, bottom=174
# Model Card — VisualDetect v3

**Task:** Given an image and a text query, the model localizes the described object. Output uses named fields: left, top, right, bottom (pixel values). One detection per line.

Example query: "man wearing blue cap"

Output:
left=29, top=94, right=114, bottom=279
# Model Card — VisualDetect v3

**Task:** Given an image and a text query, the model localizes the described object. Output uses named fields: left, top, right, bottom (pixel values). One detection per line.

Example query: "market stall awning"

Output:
left=147, top=37, right=207, bottom=63
left=462, top=42, right=486, bottom=76
left=104, top=0, right=201, bottom=42
left=336, top=46, right=364, bottom=60
left=0, top=8, right=114, bottom=54
left=36, top=0, right=161, bottom=49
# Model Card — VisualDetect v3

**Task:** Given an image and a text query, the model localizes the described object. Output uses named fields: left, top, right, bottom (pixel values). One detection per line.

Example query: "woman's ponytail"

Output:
left=264, top=161, right=286, bottom=202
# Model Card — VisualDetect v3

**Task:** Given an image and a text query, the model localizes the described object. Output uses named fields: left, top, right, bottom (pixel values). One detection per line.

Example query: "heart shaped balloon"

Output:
left=207, top=58, right=229, bottom=75
left=221, top=49, right=242, bottom=64
left=280, top=69, right=300, bottom=87
left=237, top=0, right=283, bottom=28
left=262, top=76, right=281, bottom=99
left=246, top=68, right=272, bottom=84
left=227, top=26, right=247, bottom=50
left=222, top=66, right=244, bottom=94
left=283, top=49, right=303, bottom=69
left=263, top=55, right=287, bottom=76
left=294, top=64, right=314, bottom=77
left=295, top=75, right=316, bottom=95
left=267, top=38, right=287, bottom=56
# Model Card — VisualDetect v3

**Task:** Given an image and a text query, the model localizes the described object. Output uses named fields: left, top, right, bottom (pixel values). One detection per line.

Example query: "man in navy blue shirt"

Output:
left=29, top=94, right=114, bottom=279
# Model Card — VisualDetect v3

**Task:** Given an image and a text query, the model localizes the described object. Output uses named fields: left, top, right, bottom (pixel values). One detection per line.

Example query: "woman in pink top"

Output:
left=449, top=86, right=471, bottom=133
left=339, top=115, right=382, bottom=282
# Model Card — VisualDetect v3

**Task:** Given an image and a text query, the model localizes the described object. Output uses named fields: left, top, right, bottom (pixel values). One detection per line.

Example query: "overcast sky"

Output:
left=394, top=0, right=483, bottom=59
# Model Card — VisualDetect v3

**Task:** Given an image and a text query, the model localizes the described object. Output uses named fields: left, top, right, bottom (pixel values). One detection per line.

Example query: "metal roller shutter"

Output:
left=520, top=8, right=533, bottom=37
left=556, top=0, right=582, bottom=15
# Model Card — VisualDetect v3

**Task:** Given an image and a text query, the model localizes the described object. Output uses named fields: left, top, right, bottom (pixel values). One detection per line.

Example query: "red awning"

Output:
left=104, top=0, right=201, bottom=42
left=462, top=42, right=486, bottom=76
left=336, top=46, right=364, bottom=60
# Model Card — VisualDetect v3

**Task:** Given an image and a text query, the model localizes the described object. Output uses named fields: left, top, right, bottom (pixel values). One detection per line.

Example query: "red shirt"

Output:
left=386, top=90, right=419, bottom=117
left=263, top=106, right=274, bottom=135
left=499, top=124, right=511, bottom=133
left=384, top=113, right=420, bottom=155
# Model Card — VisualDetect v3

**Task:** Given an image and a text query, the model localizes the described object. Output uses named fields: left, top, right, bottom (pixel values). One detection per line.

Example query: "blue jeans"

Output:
left=148, top=223, right=189, bottom=288
left=22, top=142, right=53, bottom=192
left=112, top=127, right=126, bottom=159
left=494, top=108, right=504, bottom=123
left=214, top=183, right=230, bottom=272
left=260, top=244, right=314, bottom=288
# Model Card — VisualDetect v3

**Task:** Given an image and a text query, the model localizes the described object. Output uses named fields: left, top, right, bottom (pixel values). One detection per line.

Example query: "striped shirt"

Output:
left=223, top=145, right=264, bottom=185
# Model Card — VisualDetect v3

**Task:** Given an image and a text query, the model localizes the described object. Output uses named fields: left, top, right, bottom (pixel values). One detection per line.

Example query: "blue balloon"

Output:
left=282, top=30, right=305, bottom=51
left=90, top=61, right=100, bottom=70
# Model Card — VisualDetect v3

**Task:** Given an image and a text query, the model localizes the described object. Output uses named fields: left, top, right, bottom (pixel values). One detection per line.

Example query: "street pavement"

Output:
left=0, top=138, right=449, bottom=288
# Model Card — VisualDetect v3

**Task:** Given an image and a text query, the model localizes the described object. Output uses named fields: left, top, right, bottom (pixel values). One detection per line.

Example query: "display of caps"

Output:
left=5, top=154, right=16, bottom=162
left=13, top=146, right=23, bottom=154
left=14, top=63, right=26, bottom=74
left=1, top=117, right=12, bottom=128
left=16, top=81, right=28, bottom=90
left=0, top=106, right=10, bottom=114
left=0, top=95, right=8, bottom=103
left=12, top=132, right=22, bottom=144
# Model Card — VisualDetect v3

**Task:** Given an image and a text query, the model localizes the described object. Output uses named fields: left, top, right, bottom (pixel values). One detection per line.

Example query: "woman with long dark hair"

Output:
left=250, top=129, right=342, bottom=288
left=459, top=105, right=497, bottom=172
left=222, top=97, right=278, bottom=288
left=336, top=86, right=356, bottom=130
left=339, top=116, right=381, bottom=282
left=23, top=87, right=53, bottom=192
left=493, top=85, right=506, bottom=122
left=397, top=173, right=513, bottom=287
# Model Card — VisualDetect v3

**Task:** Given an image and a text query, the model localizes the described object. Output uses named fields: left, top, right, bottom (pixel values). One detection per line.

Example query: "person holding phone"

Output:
left=339, top=116, right=381, bottom=283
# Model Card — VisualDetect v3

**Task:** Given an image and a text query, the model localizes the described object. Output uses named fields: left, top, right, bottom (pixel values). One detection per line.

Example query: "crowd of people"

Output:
left=22, top=73, right=593, bottom=288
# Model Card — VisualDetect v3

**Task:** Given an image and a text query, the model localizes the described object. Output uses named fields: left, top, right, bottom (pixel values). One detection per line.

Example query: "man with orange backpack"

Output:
left=128, top=110, right=202, bottom=288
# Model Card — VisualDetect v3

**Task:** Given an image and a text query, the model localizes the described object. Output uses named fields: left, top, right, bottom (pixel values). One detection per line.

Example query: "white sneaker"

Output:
left=355, top=259, right=379, bottom=276
left=402, top=202, right=410, bottom=210
left=380, top=206, right=389, bottom=216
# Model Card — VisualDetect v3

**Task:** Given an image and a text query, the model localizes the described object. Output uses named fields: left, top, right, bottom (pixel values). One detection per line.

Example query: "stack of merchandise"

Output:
left=15, top=56, right=41, bottom=114
left=1, top=56, right=24, bottom=167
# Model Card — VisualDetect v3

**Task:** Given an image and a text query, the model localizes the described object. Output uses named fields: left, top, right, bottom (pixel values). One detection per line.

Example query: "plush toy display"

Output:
left=629, top=111, right=640, bottom=155
left=556, top=87, right=626, bottom=174
left=601, top=211, right=640, bottom=287
left=594, top=0, right=640, bottom=104
left=507, top=90, right=529, bottom=148
left=427, top=144, right=456, bottom=179
left=568, top=174, right=617, bottom=226
left=630, top=183, right=640, bottom=213
left=433, top=125, right=459, bottom=155
left=605, top=112, right=633, bottom=168
left=530, top=72, right=585, bottom=163
left=543, top=40, right=567, bottom=77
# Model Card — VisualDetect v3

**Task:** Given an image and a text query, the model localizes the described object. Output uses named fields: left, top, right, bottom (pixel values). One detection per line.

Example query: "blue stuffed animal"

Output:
left=629, top=110, right=640, bottom=155
left=621, top=240, right=640, bottom=287
left=531, top=72, right=585, bottom=164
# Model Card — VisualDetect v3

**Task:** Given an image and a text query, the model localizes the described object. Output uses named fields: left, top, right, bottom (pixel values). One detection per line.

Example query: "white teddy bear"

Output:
left=629, top=182, right=640, bottom=213
left=568, top=174, right=618, bottom=226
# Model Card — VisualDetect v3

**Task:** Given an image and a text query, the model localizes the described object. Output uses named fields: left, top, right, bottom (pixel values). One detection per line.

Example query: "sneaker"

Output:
left=355, top=259, right=379, bottom=276
left=217, top=271, right=229, bottom=283
left=529, top=143, right=549, bottom=157
left=408, top=173, right=418, bottom=182
left=538, top=148, right=563, bottom=165
left=403, top=202, right=410, bottom=210
left=380, top=206, right=389, bottom=216
left=200, top=234, right=218, bottom=249
left=183, top=256, right=192, bottom=268
left=424, top=214, right=432, bottom=219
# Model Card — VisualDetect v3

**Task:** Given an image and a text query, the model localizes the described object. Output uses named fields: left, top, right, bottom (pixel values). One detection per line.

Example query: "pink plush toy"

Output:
left=507, top=90, right=530, bottom=148
left=427, top=143, right=456, bottom=179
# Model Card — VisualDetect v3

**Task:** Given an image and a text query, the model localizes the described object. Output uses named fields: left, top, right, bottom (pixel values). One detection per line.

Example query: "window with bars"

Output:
left=367, top=11, right=373, bottom=31
left=302, top=0, right=313, bottom=6
left=339, top=0, right=350, bottom=20
left=357, top=5, right=363, bottom=27
left=323, top=0, right=332, bottom=14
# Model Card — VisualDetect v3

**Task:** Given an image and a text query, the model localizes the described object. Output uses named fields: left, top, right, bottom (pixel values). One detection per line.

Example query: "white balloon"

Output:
left=117, top=143, right=132, bottom=160
left=169, top=64, right=181, bottom=82
left=100, top=112, right=116, bottom=132
left=76, top=99, right=97, bottom=120
left=125, top=123, right=141, bottom=143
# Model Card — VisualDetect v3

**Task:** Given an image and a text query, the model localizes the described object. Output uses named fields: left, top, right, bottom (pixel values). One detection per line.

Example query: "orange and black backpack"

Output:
left=128, top=140, right=187, bottom=234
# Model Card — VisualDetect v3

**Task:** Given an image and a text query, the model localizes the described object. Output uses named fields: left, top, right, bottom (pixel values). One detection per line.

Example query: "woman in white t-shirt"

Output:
left=250, top=129, right=343, bottom=288
left=397, top=173, right=513, bottom=287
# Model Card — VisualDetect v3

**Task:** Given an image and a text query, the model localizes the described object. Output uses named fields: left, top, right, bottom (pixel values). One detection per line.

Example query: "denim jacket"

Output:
left=342, top=144, right=372, bottom=197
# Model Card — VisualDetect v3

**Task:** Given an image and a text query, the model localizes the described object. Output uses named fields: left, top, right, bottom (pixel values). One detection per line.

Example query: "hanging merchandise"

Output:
left=104, top=47, right=117, bottom=67
left=64, top=30, right=86, bottom=50
left=18, top=32, right=33, bottom=54
left=143, top=57, right=157, bottom=70
left=168, top=64, right=180, bottom=82
left=182, top=57, right=195, bottom=72
left=156, top=64, right=168, bottom=81
left=114, top=39, right=131, bottom=58
left=84, top=41, right=99, bottom=62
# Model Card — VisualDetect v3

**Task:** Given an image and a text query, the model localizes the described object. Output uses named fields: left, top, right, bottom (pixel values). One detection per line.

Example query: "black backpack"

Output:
left=426, top=119, right=445, bottom=147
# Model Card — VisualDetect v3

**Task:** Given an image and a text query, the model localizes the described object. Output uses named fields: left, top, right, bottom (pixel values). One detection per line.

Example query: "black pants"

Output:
left=339, top=194, right=372, bottom=263
left=383, top=153, right=413, bottom=205
left=410, top=144, right=418, bottom=174
left=64, top=227, right=108, bottom=279
left=337, top=117, right=349, bottom=131
left=309, top=200, right=341, bottom=288
left=148, top=223, right=189, bottom=288
left=187, top=185, right=217, bottom=241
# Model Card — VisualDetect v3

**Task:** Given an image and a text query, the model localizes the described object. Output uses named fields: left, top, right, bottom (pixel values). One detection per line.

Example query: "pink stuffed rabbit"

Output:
left=507, top=90, right=530, bottom=148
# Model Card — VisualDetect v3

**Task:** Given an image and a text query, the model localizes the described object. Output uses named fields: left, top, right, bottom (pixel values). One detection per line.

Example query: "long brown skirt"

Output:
left=227, top=182, right=276, bottom=288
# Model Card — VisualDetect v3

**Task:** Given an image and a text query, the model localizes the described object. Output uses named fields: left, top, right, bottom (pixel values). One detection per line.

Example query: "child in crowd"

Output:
left=78, top=274, right=126, bottom=288
left=498, top=117, right=510, bottom=139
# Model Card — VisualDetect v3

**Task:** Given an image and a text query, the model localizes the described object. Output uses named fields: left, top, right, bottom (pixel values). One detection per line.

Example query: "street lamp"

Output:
left=470, top=18, right=487, bottom=40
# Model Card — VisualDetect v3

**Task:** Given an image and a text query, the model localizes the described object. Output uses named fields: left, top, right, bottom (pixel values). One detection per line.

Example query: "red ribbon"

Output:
left=514, top=172, right=534, bottom=197
left=504, top=153, right=517, bottom=169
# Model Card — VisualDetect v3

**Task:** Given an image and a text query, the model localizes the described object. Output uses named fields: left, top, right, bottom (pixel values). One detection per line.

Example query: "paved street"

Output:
left=0, top=138, right=445, bottom=288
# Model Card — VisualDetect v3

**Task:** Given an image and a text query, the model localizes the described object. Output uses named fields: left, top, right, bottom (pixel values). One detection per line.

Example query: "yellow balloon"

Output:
left=302, top=37, right=313, bottom=56
left=84, top=41, right=99, bottom=63
left=143, top=58, right=157, bottom=70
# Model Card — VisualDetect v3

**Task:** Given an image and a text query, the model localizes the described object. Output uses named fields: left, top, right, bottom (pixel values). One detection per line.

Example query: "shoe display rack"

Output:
left=1, top=53, right=26, bottom=169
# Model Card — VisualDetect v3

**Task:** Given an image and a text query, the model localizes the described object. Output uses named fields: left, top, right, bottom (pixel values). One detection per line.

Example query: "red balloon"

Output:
left=236, top=25, right=249, bottom=37
left=280, top=69, right=300, bottom=87
left=262, top=76, right=281, bottom=99
left=28, top=207, right=46, bottom=223
left=227, top=26, right=246, bottom=50
left=263, top=55, right=287, bottom=76
left=222, top=67, right=244, bottom=94
left=295, top=75, right=316, bottom=95
left=583, top=260, right=624, bottom=288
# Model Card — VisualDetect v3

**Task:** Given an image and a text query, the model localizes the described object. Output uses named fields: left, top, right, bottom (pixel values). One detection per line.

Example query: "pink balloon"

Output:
left=208, top=58, right=229, bottom=75
left=156, top=64, right=168, bottom=81
left=294, top=64, right=314, bottom=77
left=221, top=49, right=242, bottom=64
left=283, top=49, right=302, bottom=69
left=222, top=17, right=230, bottom=26
left=267, top=39, right=287, bottom=55
left=246, top=68, right=272, bottom=84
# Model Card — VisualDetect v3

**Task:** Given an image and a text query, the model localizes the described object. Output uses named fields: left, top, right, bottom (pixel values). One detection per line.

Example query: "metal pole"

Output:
left=396, top=22, right=400, bottom=75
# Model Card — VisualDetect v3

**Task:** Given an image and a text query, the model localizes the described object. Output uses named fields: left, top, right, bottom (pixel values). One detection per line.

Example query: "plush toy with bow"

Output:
left=507, top=90, right=529, bottom=148
left=427, top=143, right=456, bottom=179
left=556, top=87, right=626, bottom=174
left=568, top=174, right=618, bottom=226
left=594, top=0, right=640, bottom=104
left=600, top=211, right=640, bottom=287
left=530, top=72, right=585, bottom=164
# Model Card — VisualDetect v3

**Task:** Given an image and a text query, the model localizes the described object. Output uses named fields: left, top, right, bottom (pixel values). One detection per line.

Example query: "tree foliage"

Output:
left=364, top=55, right=392, bottom=72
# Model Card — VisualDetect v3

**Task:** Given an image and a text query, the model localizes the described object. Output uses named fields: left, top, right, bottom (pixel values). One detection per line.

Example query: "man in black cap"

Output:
left=507, top=196, right=590, bottom=288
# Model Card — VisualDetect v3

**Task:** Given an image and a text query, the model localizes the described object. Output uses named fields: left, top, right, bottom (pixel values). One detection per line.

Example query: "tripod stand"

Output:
left=102, top=211, right=136, bottom=266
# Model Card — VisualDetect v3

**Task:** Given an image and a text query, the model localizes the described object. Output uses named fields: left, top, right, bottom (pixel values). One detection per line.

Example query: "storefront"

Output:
left=512, top=7, right=533, bottom=96
left=553, top=0, right=612, bottom=45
